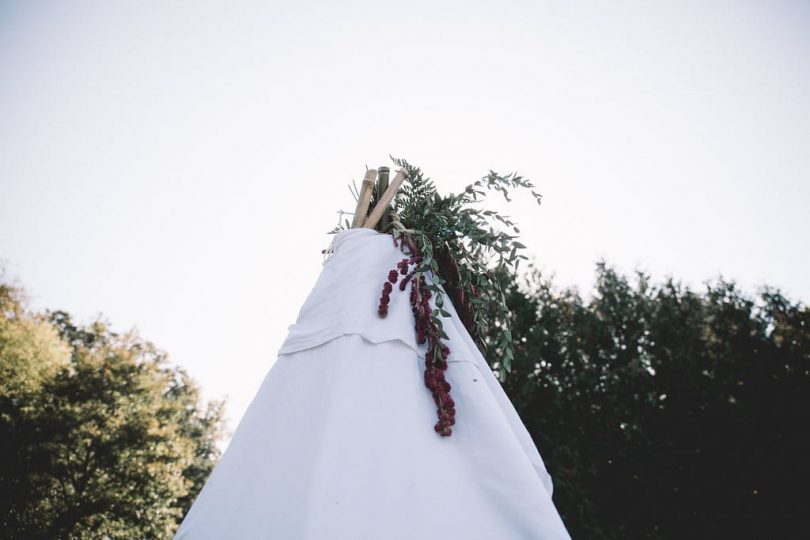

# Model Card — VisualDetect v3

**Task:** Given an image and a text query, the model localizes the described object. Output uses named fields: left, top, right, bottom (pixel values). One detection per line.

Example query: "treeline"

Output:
left=0, top=277, right=224, bottom=539
left=2, top=262, right=808, bottom=539
left=493, top=261, right=810, bottom=539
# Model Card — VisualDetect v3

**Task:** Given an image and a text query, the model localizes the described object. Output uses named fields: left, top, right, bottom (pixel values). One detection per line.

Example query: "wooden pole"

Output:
left=376, top=166, right=390, bottom=230
left=363, top=169, right=406, bottom=230
left=351, top=169, right=377, bottom=228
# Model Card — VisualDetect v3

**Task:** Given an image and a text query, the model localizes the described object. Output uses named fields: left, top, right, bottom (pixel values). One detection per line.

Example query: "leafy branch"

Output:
left=333, top=156, right=542, bottom=381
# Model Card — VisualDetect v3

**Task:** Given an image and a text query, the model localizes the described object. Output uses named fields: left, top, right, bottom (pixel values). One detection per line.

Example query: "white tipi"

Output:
left=174, top=226, right=571, bottom=540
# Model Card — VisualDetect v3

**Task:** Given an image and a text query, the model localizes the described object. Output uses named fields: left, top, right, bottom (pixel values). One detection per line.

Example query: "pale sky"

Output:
left=2, top=1, right=808, bottom=436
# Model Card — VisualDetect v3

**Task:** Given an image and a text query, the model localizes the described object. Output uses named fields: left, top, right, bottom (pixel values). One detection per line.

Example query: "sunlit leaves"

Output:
left=0, top=280, right=226, bottom=539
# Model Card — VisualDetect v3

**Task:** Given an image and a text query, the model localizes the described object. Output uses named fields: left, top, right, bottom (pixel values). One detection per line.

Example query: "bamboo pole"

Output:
left=363, top=169, right=406, bottom=230
left=351, top=169, right=378, bottom=228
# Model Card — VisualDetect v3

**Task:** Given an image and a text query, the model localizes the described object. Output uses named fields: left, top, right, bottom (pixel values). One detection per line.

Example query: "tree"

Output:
left=0, top=276, right=225, bottom=539
left=489, top=260, right=810, bottom=539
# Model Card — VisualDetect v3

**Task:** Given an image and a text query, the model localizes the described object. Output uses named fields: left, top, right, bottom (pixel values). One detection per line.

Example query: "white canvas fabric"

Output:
left=174, top=227, right=571, bottom=539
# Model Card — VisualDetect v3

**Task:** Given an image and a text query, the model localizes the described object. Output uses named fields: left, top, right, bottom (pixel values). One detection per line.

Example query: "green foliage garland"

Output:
left=334, top=156, right=542, bottom=381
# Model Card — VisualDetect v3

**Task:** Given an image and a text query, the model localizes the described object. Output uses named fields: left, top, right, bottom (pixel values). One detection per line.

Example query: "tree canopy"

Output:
left=0, top=278, right=225, bottom=539
left=492, top=261, right=810, bottom=539
left=2, top=256, right=807, bottom=538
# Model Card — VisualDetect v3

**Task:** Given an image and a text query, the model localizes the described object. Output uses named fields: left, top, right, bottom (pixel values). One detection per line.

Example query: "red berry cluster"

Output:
left=378, top=235, right=456, bottom=437
left=377, top=270, right=398, bottom=317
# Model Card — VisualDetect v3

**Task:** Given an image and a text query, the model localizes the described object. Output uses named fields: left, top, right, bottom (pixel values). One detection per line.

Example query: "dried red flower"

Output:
left=380, top=232, right=457, bottom=437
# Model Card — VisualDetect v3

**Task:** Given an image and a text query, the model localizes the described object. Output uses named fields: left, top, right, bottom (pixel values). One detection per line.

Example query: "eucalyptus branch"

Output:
left=331, top=157, right=542, bottom=383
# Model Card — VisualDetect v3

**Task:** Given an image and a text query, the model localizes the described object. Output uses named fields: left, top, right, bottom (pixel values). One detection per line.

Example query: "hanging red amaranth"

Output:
left=378, top=234, right=456, bottom=436
left=378, top=281, right=392, bottom=317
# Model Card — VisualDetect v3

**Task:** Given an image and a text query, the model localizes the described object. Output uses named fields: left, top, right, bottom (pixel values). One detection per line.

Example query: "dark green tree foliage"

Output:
left=0, top=280, right=225, bottom=539
left=491, top=261, right=810, bottom=539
